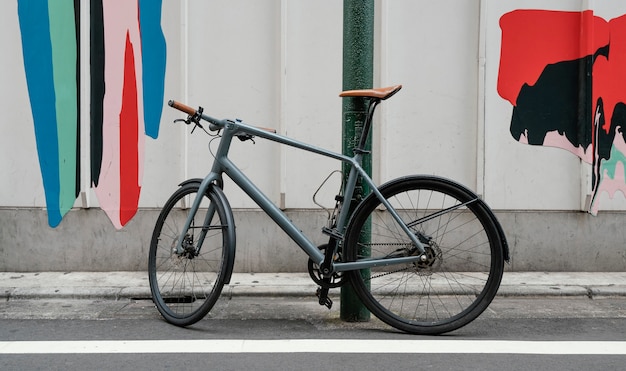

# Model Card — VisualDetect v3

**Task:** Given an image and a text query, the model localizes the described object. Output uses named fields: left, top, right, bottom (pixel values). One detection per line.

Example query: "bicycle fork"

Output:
left=175, top=174, right=221, bottom=256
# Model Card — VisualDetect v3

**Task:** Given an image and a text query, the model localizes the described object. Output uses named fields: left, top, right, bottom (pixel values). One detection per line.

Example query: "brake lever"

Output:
left=190, top=121, right=205, bottom=134
left=173, top=114, right=206, bottom=134
left=189, top=106, right=205, bottom=133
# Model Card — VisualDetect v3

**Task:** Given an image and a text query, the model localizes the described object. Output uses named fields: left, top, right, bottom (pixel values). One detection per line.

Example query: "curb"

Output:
left=2, top=272, right=626, bottom=301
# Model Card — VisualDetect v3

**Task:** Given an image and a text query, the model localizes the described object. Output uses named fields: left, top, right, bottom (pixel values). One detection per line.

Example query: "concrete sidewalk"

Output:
left=1, top=271, right=626, bottom=301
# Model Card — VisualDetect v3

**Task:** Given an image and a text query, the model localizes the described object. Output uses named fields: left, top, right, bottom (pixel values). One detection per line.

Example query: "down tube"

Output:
left=222, top=158, right=325, bottom=265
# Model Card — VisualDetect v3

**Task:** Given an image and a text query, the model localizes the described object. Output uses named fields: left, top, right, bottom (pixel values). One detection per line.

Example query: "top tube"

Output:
left=222, top=118, right=356, bottom=165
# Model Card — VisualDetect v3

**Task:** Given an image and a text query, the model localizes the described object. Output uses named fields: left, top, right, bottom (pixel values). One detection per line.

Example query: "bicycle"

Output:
left=148, top=84, right=510, bottom=335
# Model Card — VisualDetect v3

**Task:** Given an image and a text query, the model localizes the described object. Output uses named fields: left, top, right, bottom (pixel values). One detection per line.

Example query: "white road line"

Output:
left=1, top=339, right=625, bottom=355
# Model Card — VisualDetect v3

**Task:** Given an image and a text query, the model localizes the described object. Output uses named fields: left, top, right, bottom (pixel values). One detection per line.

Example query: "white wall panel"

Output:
left=380, top=0, right=480, bottom=190
left=280, top=1, right=343, bottom=209
left=183, top=1, right=281, bottom=208
left=0, top=1, right=47, bottom=207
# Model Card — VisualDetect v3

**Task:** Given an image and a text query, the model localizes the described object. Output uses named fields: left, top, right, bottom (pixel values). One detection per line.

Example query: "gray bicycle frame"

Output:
left=176, top=116, right=427, bottom=273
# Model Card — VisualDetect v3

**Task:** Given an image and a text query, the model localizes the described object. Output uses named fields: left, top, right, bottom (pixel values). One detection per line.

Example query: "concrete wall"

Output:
left=2, top=1, right=626, bottom=272
left=2, top=209, right=626, bottom=272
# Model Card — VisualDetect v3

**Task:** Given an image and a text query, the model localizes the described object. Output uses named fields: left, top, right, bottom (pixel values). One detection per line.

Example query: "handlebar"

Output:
left=168, top=99, right=223, bottom=132
left=168, top=99, right=277, bottom=135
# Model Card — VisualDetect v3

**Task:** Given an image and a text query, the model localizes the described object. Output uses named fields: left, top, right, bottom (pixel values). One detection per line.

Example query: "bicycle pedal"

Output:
left=320, top=296, right=333, bottom=309
left=316, top=287, right=333, bottom=309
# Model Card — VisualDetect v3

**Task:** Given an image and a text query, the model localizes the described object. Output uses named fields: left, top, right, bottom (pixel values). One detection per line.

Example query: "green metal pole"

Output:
left=340, top=0, right=374, bottom=322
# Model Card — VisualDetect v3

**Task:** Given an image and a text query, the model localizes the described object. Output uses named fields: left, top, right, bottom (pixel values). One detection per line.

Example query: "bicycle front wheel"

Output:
left=344, top=176, right=505, bottom=335
left=148, top=182, right=235, bottom=326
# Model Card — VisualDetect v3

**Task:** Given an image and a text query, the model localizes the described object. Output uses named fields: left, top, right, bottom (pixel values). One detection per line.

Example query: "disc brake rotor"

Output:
left=414, top=241, right=442, bottom=276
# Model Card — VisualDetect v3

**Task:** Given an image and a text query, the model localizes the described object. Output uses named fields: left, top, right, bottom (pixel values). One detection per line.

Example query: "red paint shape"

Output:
left=593, top=15, right=626, bottom=134
left=119, top=31, right=140, bottom=226
left=499, top=10, right=626, bottom=133
left=498, top=9, right=609, bottom=105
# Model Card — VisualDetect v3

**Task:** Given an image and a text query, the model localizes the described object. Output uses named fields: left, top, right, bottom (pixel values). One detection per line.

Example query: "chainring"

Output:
left=308, top=244, right=344, bottom=288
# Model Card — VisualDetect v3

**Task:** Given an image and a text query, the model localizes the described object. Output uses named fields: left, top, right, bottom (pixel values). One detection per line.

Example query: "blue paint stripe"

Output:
left=139, top=0, right=167, bottom=139
left=17, top=0, right=63, bottom=227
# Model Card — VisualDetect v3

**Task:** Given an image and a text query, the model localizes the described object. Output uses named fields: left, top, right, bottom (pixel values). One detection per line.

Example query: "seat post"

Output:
left=355, top=98, right=380, bottom=153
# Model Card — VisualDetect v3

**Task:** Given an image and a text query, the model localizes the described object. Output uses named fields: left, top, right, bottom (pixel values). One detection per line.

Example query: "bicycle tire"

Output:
left=344, top=175, right=505, bottom=335
left=148, top=182, right=234, bottom=326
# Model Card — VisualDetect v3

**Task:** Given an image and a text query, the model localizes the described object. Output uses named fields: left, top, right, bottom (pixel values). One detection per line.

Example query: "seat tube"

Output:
left=336, top=100, right=377, bottom=232
left=335, top=157, right=362, bottom=232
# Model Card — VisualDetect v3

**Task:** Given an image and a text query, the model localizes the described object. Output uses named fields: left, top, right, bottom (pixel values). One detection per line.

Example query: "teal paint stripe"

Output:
left=17, top=0, right=62, bottom=227
left=139, top=0, right=167, bottom=138
left=48, top=0, right=78, bottom=215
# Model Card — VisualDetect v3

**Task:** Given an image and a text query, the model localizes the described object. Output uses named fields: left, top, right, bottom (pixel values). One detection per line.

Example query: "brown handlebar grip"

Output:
left=168, top=100, right=197, bottom=116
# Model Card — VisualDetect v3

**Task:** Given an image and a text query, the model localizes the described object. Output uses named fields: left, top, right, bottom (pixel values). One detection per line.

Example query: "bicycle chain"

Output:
left=361, top=242, right=413, bottom=281
left=360, top=242, right=441, bottom=280
left=365, top=266, right=411, bottom=281
left=360, top=242, right=414, bottom=247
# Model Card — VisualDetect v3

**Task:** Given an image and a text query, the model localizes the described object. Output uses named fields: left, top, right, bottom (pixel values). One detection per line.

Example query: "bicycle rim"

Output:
left=148, top=183, right=232, bottom=326
left=344, top=176, right=504, bottom=335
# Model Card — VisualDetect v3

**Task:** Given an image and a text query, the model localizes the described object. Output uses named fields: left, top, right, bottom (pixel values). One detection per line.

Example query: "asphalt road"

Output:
left=1, top=296, right=626, bottom=370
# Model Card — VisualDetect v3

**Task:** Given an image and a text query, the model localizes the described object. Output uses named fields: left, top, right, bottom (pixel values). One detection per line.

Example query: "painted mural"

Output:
left=17, top=0, right=80, bottom=228
left=498, top=9, right=626, bottom=214
left=17, top=0, right=166, bottom=228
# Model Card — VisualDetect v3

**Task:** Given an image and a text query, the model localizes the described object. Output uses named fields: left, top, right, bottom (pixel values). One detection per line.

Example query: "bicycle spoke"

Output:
left=346, top=176, right=504, bottom=334
left=149, top=184, right=233, bottom=326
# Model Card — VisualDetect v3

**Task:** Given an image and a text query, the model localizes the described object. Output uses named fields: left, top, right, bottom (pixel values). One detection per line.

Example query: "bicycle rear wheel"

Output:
left=148, top=182, right=234, bottom=326
left=344, top=176, right=505, bottom=335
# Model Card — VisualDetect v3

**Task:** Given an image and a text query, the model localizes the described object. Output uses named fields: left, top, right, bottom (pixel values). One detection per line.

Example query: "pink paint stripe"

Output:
left=95, top=0, right=144, bottom=229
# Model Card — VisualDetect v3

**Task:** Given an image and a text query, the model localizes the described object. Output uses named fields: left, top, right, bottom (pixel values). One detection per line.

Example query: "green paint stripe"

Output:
left=48, top=0, right=78, bottom=214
